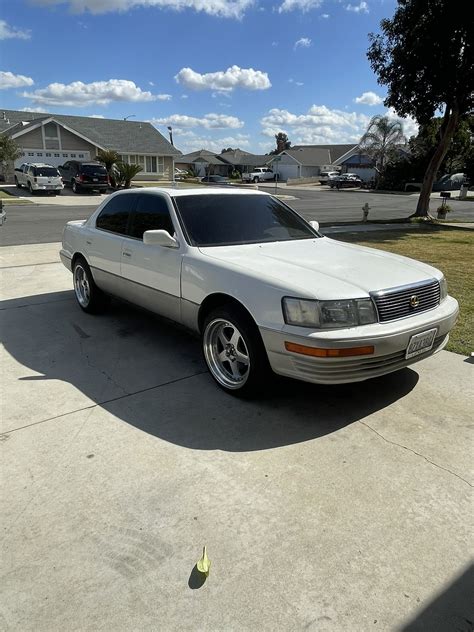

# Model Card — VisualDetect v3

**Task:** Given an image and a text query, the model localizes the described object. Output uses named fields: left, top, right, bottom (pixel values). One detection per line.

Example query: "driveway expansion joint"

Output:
left=359, top=420, right=473, bottom=488
left=1, top=370, right=208, bottom=436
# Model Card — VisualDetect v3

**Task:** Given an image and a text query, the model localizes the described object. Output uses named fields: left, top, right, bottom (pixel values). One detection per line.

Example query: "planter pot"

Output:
left=437, top=210, right=447, bottom=219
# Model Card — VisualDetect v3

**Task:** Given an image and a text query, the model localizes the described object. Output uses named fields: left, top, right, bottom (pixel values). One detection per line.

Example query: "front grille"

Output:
left=371, top=279, right=440, bottom=322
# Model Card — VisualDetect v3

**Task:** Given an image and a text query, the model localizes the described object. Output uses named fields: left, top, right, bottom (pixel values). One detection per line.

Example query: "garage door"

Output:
left=275, top=164, right=299, bottom=181
left=15, top=150, right=91, bottom=169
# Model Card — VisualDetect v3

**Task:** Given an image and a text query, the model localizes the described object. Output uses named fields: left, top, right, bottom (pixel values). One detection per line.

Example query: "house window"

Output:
left=36, top=152, right=43, bottom=157
left=44, top=122, right=61, bottom=150
left=146, top=156, right=157, bottom=173
left=70, top=153, right=76, bottom=158
left=54, top=153, right=60, bottom=157
left=62, top=153, right=68, bottom=157
left=28, top=152, right=34, bottom=156
left=78, top=154, right=84, bottom=158
left=46, top=153, right=51, bottom=157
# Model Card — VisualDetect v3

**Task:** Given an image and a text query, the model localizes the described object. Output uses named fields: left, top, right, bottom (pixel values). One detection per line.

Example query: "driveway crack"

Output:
left=359, top=420, right=473, bottom=488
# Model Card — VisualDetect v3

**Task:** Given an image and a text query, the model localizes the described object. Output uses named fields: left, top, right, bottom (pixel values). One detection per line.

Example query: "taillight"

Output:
left=78, top=175, right=84, bottom=182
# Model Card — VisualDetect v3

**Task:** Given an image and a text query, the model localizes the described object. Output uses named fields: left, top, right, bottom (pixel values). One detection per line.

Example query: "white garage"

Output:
left=15, top=149, right=91, bottom=169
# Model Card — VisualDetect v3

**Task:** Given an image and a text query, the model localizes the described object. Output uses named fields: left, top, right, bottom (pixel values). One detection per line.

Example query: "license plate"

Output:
left=406, top=328, right=437, bottom=359
left=93, top=178, right=98, bottom=182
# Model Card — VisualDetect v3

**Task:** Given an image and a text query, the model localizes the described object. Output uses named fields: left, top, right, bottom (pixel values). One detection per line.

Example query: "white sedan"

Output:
left=61, top=188, right=459, bottom=395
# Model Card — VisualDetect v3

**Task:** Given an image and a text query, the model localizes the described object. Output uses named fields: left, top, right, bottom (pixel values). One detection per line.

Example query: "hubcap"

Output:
left=203, top=319, right=250, bottom=389
left=73, top=264, right=90, bottom=307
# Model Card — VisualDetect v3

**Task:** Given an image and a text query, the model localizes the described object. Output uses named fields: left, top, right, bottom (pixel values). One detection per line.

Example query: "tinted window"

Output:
left=81, top=164, right=107, bottom=175
left=33, top=167, right=59, bottom=177
left=96, top=194, right=137, bottom=235
left=175, top=194, right=317, bottom=247
left=129, top=194, right=174, bottom=240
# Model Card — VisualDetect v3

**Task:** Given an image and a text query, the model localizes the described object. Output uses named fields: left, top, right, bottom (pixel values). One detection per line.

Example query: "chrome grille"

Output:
left=371, top=279, right=440, bottom=322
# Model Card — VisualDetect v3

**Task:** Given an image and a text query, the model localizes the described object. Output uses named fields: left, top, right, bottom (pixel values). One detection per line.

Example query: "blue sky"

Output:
left=0, top=0, right=417, bottom=153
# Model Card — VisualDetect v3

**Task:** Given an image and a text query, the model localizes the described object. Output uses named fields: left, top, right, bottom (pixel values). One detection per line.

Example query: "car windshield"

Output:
left=175, top=194, right=318, bottom=247
left=81, top=165, right=107, bottom=175
left=33, top=167, right=59, bottom=177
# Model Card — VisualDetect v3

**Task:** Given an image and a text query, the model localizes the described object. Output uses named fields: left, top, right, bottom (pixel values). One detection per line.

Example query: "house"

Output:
left=0, top=109, right=180, bottom=182
left=218, top=149, right=270, bottom=174
left=174, top=150, right=228, bottom=177
left=267, top=144, right=357, bottom=181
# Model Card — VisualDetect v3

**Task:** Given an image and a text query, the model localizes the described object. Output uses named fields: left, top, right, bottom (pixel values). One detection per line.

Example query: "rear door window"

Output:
left=128, top=194, right=174, bottom=240
left=96, top=194, right=137, bottom=235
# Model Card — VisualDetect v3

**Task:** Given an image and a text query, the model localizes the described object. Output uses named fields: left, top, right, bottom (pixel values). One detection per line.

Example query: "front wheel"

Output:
left=72, top=180, right=81, bottom=194
left=253, top=176, right=260, bottom=183
left=202, top=306, right=270, bottom=396
left=73, top=258, right=108, bottom=313
left=14, top=177, right=21, bottom=189
left=28, top=182, right=35, bottom=195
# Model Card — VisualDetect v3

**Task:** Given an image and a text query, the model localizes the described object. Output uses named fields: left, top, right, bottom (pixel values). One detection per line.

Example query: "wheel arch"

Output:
left=198, top=292, right=257, bottom=333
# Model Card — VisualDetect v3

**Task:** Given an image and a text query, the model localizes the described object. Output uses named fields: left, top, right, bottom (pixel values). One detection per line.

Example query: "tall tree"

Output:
left=367, top=0, right=473, bottom=216
left=359, top=115, right=405, bottom=185
left=272, top=132, right=291, bottom=155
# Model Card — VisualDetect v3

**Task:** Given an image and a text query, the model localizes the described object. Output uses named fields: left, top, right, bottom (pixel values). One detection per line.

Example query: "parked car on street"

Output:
left=14, top=163, right=64, bottom=195
left=61, top=187, right=458, bottom=395
left=432, top=173, right=468, bottom=191
left=330, top=174, right=362, bottom=189
left=242, top=168, right=275, bottom=183
left=58, top=161, right=108, bottom=194
left=200, top=175, right=231, bottom=185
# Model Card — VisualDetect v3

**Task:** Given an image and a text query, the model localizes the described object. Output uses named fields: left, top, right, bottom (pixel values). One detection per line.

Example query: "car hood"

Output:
left=199, top=237, right=441, bottom=299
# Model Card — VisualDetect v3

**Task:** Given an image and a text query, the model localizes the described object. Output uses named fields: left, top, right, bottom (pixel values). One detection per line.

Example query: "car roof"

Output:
left=121, top=186, right=271, bottom=198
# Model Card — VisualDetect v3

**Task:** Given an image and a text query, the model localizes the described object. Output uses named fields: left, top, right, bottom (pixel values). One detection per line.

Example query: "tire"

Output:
left=253, top=176, right=260, bottom=183
left=72, top=257, right=109, bottom=314
left=202, top=305, right=270, bottom=396
left=14, top=177, right=21, bottom=189
left=28, top=182, right=35, bottom=195
left=72, top=180, right=81, bottom=194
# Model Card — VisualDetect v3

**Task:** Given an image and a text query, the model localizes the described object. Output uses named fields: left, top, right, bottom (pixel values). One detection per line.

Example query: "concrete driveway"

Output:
left=1, top=243, right=473, bottom=631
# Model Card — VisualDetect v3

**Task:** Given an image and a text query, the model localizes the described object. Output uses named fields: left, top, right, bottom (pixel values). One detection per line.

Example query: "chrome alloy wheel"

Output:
left=203, top=318, right=251, bottom=389
left=73, top=264, right=90, bottom=307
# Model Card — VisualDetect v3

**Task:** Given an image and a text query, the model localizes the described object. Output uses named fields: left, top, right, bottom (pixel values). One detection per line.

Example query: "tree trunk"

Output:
left=414, top=106, right=459, bottom=217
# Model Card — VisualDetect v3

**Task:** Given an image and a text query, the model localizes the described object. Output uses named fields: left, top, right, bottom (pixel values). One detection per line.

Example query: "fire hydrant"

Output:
left=362, top=202, right=370, bottom=222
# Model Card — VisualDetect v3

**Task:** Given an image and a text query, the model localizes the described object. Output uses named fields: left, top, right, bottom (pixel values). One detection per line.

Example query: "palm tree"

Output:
left=96, top=149, right=120, bottom=188
left=359, top=115, right=406, bottom=187
left=115, top=162, right=143, bottom=189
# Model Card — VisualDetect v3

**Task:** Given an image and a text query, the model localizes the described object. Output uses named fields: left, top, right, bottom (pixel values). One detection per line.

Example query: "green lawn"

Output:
left=336, top=227, right=473, bottom=355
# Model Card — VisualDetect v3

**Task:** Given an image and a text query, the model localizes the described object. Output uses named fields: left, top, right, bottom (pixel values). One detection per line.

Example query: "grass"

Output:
left=336, top=226, right=473, bottom=356
left=0, top=189, right=31, bottom=204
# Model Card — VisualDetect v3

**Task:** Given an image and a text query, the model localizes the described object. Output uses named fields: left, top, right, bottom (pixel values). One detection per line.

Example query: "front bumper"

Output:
left=260, top=296, right=459, bottom=384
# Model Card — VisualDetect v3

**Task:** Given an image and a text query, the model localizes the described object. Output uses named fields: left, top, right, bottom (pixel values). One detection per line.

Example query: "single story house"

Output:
left=218, top=149, right=270, bottom=174
left=175, top=150, right=228, bottom=177
left=267, top=144, right=357, bottom=181
left=0, top=109, right=181, bottom=182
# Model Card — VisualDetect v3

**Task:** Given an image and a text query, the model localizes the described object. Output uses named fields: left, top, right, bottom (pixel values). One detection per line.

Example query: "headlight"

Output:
left=439, top=276, right=448, bottom=301
left=282, top=297, right=377, bottom=329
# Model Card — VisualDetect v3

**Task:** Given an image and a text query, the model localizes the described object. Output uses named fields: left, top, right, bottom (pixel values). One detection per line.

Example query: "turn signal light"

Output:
left=284, top=342, right=375, bottom=357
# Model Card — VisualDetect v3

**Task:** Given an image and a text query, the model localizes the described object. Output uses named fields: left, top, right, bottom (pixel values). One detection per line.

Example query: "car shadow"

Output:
left=1, top=290, right=419, bottom=452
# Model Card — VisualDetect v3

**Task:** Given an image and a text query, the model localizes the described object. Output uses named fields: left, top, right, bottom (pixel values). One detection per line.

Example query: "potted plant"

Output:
left=436, top=203, right=452, bottom=220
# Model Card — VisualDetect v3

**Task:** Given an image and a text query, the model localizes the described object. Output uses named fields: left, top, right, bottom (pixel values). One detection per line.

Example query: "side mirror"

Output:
left=310, top=220, right=319, bottom=232
left=143, top=229, right=179, bottom=248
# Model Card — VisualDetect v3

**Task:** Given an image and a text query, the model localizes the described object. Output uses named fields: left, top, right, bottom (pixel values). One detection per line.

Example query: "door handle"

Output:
left=122, top=251, right=132, bottom=257
left=86, top=240, right=92, bottom=245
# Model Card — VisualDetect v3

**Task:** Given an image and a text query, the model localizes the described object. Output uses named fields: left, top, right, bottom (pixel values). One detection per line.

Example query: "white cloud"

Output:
left=260, top=104, right=371, bottom=145
left=151, top=113, right=244, bottom=129
left=31, top=0, right=254, bottom=18
left=294, top=37, right=312, bottom=50
left=288, top=78, right=304, bottom=86
left=173, top=130, right=251, bottom=153
left=21, top=79, right=166, bottom=106
left=386, top=107, right=418, bottom=138
left=0, top=71, right=34, bottom=90
left=354, top=91, right=383, bottom=106
left=156, top=93, right=172, bottom=100
left=279, top=0, right=322, bottom=12
left=345, top=1, right=369, bottom=13
left=148, top=81, right=155, bottom=86
left=321, top=13, right=329, bottom=18
left=181, top=94, right=188, bottom=99
left=0, top=20, right=31, bottom=40
left=20, top=106, right=46, bottom=113
left=88, top=114, right=105, bottom=118
left=175, top=65, right=271, bottom=92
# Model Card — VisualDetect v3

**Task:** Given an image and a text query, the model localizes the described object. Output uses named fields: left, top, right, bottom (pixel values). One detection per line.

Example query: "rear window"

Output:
left=33, top=167, right=59, bottom=177
left=80, top=164, right=107, bottom=175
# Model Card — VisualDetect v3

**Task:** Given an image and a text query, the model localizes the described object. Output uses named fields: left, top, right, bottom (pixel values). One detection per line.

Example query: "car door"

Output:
left=87, top=193, right=138, bottom=296
left=120, top=192, right=182, bottom=322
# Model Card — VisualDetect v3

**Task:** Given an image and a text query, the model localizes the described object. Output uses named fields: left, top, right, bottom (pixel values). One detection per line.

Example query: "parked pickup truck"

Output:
left=14, top=163, right=63, bottom=195
left=242, top=168, right=275, bottom=183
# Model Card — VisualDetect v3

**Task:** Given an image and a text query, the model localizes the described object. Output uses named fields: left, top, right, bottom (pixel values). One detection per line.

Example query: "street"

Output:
left=1, top=187, right=473, bottom=247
